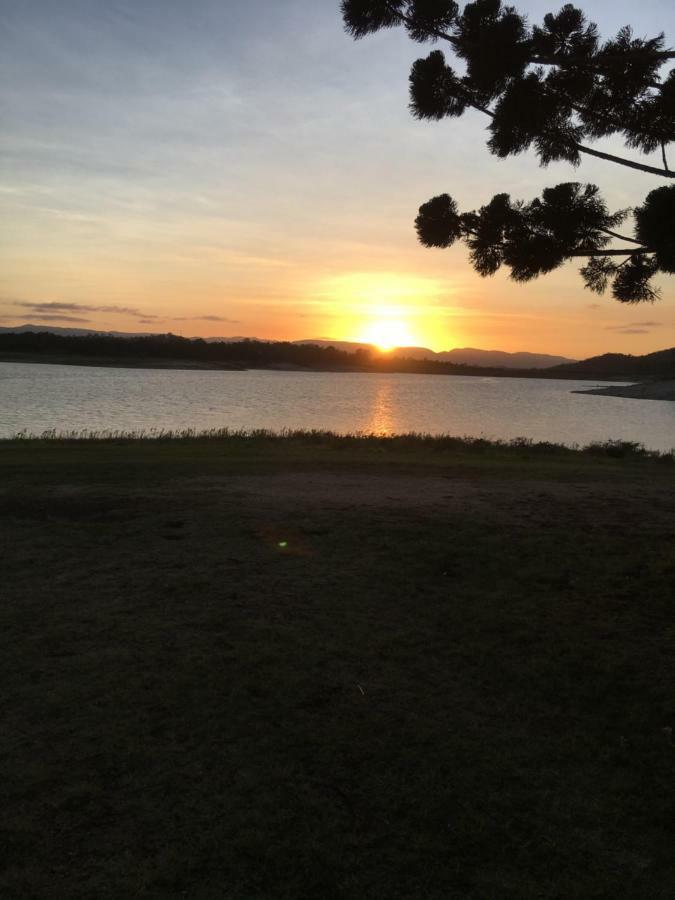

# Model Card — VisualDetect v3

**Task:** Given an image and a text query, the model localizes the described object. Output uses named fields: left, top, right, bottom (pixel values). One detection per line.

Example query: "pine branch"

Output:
left=396, top=9, right=670, bottom=173
left=391, top=9, right=675, bottom=71
left=458, top=236, right=651, bottom=258
left=576, top=144, right=675, bottom=177
left=384, top=4, right=675, bottom=71
left=460, top=99, right=671, bottom=177
left=569, top=247, right=653, bottom=257
left=385, top=3, right=460, bottom=48
left=458, top=90, right=495, bottom=119
left=599, top=228, right=643, bottom=244
left=532, top=49, right=675, bottom=67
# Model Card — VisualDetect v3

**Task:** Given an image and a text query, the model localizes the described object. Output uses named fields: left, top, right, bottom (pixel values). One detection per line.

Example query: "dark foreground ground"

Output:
left=2, top=435, right=674, bottom=898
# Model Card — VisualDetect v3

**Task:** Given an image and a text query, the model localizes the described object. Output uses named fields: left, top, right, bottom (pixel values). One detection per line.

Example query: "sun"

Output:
left=359, top=319, right=415, bottom=352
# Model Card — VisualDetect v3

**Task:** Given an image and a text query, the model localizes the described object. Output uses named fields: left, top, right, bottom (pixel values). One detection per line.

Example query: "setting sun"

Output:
left=359, top=319, right=416, bottom=352
left=313, top=271, right=462, bottom=352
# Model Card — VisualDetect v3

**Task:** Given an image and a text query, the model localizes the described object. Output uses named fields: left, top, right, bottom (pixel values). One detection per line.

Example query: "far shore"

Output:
left=574, top=380, right=675, bottom=401
left=0, top=352, right=247, bottom=371
left=0, top=353, right=329, bottom=373
left=0, top=351, right=636, bottom=382
left=0, top=352, right=390, bottom=374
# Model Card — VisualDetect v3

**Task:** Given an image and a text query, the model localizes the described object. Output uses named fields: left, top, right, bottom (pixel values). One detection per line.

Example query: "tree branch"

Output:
left=390, top=5, right=461, bottom=49
left=532, top=49, right=675, bottom=67
left=662, top=142, right=672, bottom=173
left=569, top=247, right=653, bottom=257
left=459, top=237, right=651, bottom=258
left=386, top=4, right=675, bottom=71
left=576, top=144, right=675, bottom=177
left=599, top=228, right=643, bottom=244
left=439, top=85, right=669, bottom=175
left=386, top=8, right=674, bottom=179
left=381, top=2, right=675, bottom=82
left=456, top=100, right=670, bottom=175
left=390, top=7, right=675, bottom=71
left=459, top=92, right=494, bottom=118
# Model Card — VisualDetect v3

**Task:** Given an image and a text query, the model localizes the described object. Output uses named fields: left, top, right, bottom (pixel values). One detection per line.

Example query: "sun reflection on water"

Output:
left=365, top=381, right=397, bottom=435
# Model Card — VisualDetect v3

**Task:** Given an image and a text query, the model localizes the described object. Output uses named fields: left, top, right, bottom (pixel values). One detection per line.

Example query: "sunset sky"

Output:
left=1, top=0, right=674, bottom=358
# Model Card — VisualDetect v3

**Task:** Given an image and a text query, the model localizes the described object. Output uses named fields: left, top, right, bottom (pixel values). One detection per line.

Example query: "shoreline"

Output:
left=2, top=429, right=672, bottom=461
left=574, top=380, right=675, bottom=401
left=0, top=351, right=636, bottom=382
left=0, top=352, right=247, bottom=371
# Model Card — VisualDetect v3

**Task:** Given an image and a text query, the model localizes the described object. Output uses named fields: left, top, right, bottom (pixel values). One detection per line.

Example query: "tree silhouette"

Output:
left=342, top=1, right=675, bottom=302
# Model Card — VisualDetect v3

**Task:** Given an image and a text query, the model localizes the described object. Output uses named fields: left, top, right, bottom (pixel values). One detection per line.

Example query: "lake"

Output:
left=0, top=362, right=673, bottom=451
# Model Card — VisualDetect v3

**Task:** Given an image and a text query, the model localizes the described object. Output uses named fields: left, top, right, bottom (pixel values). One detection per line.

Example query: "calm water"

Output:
left=0, top=362, right=673, bottom=451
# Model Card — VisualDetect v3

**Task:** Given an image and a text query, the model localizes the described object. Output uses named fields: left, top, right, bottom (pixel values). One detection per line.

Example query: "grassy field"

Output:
left=2, top=433, right=674, bottom=898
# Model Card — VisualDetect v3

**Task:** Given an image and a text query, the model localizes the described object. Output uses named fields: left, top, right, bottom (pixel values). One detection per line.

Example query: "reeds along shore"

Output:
left=3, top=427, right=674, bottom=460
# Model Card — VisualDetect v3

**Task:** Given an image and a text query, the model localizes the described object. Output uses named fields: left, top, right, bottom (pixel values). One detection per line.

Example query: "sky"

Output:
left=1, top=0, right=674, bottom=358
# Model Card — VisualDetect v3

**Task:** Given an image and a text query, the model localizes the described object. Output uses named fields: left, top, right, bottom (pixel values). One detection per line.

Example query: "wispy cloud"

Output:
left=1, top=313, right=91, bottom=323
left=16, top=301, right=150, bottom=317
left=606, top=321, right=662, bottom=335
left=172, top=314, right=239, bottom=323
left=7, top=300, right=238, bottom=325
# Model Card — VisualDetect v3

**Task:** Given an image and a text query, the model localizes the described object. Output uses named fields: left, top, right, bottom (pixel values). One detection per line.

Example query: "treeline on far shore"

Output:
left=0, top=331, right=673, bottom=381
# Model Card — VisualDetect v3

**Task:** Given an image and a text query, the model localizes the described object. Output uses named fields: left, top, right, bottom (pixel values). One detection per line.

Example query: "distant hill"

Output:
left=2, top=325, right=671, bottom=380
left=0, top=324, right=263, bottom=342
left=549, top=348, right=675, bottom=380
left=438, top=347, right=575, bottom=368
left=0, top=324, right=159, bottom=339
left=0, top=326, right=574, bottom=367
left=295, top=340, right=575, bottom=368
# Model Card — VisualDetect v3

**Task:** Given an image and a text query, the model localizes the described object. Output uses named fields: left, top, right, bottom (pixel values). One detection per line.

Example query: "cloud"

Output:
left=587, top=303, right=602, bottom=310
left=16, top=301, right=150, bottom=317
left=172, top=315, right=239, bottom=323
left=4, top=313, right=91, bottom=323
left=9, top=300, right=238, bottom=325
left=606, top=321, right=662, bottom=334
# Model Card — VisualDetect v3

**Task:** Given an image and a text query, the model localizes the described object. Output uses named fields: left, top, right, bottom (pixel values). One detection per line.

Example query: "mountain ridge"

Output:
left=549, top=348, right=675, bottom=379
left=294, top=339, right=575, bottom=368
left=0, top=326, right=672, bottom=380
left=0, top=325, right=575, bottom=369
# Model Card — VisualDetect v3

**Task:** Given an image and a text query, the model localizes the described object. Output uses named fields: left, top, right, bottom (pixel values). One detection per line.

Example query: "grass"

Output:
left=8, top=425, right=674, bottom=453
left=4, top=428, right=673, bottom=481
left=1, top=433, right=674, bottom=898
